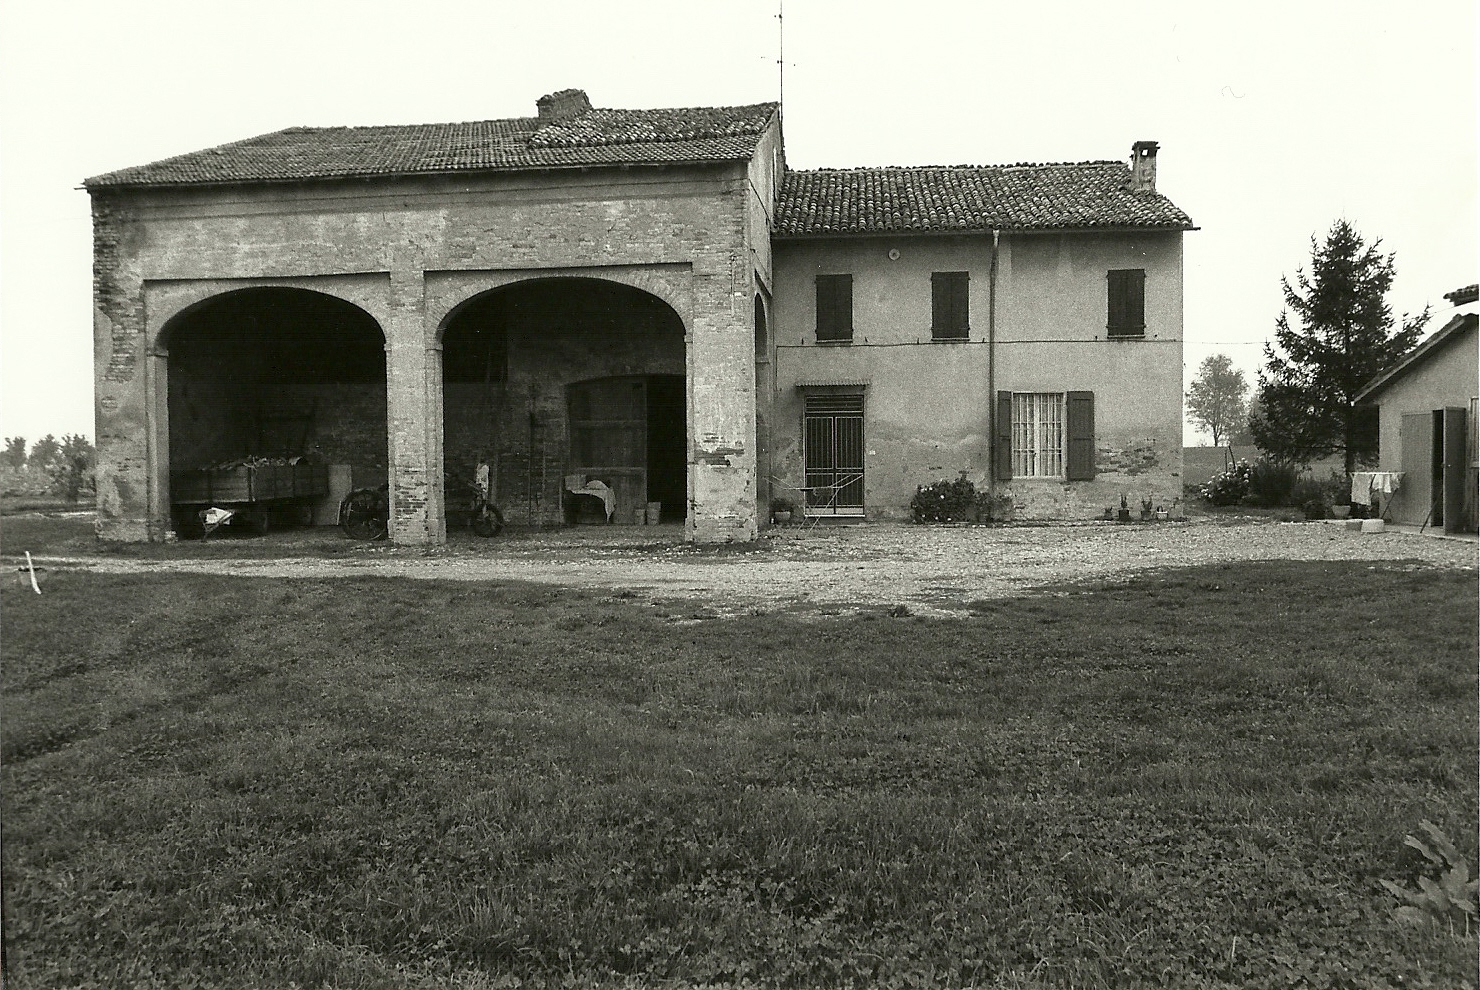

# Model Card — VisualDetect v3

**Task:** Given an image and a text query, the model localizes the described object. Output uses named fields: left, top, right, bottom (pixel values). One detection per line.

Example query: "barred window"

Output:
left=1011, top=393, right=1065, bottom=478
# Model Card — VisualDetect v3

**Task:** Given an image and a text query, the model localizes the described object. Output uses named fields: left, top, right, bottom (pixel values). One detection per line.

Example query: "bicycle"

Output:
left=469, top=462, right=504, bottom=537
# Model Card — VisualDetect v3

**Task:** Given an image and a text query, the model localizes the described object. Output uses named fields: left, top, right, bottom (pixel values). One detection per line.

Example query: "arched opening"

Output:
left=754, top=293, right=772, bottom=522
left=161, top=288, right=386, bottom=534
left=440, top=278, right=686, bottom=529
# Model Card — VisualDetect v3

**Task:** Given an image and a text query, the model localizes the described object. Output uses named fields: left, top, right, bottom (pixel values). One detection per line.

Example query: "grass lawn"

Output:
left=3, top=561, right=1476, bottom=989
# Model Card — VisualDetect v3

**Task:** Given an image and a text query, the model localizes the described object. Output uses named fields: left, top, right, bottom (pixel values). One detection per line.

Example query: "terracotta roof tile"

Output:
left=85, top=103, right=779, bottom=188
left=775, top=162, right=1194, bottom=235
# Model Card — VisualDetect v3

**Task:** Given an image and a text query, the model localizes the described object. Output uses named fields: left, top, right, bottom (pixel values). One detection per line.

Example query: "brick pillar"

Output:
left=384, top=269, right=444, bottom=544
left=686, top=274, right=758, bottom=543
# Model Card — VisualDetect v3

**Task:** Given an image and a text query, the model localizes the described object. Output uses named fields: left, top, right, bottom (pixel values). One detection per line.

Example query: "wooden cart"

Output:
left=171, top=461, right=329, bottom=535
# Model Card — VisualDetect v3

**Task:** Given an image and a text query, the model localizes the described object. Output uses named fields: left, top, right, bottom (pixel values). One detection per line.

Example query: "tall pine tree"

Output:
left=1250, top=220, right=1429, bottom=474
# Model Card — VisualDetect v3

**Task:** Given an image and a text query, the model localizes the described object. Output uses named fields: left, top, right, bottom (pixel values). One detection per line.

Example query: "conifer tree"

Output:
left=1250, top=220, right=1429, bottom=473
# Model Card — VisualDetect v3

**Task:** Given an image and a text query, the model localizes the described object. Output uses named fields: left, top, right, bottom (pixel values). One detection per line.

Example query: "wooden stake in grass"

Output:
left=24, top=551, right=40, bottom=594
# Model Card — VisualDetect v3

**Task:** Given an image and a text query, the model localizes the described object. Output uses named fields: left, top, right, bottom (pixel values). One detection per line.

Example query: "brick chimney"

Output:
left=536, top=89, right=592, bottom=121
left=1128, top=140, right=1159, bottom=194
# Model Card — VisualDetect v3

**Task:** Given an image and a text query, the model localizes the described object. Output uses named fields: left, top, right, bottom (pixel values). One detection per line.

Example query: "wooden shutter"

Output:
left=1107, top=270, right=1145, bottom=336
left=1066, top=391, right=1095, bottom=480
left=995, top=390, right=1013, bottom=480
left=932, top=272, right=969, bottom=338
left=816, top=275, right=852, bottom=341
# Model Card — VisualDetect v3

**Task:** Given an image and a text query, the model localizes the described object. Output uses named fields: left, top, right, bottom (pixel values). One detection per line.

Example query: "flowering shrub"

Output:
left=912, top=478, right=979, bottom=522
left=1201, top=460, right=1253, bottom=505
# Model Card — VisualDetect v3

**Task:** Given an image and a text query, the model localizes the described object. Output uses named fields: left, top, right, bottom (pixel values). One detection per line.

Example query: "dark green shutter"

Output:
left=1066, top=391, right=1095, bottom=480
left=1107, top=270, right=1145, bottom=336
left=932, top=273, right=969, bottom=338
left=995, top=391, right=1013, bottom=480
left=816, top=275, right=852, bottom=341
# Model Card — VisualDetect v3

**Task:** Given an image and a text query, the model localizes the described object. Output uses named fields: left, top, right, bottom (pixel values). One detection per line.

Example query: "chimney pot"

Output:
left=537, top=89, right=592, bottom=122
left=1129, top=140, right=1159, bottom=194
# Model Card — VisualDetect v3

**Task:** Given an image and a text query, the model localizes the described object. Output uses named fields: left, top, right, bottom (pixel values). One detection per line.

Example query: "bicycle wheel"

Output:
left=472, top=503, right=504, bottom=538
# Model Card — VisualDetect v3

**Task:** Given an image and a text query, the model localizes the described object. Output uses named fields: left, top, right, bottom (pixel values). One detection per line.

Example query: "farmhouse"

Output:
left=86, top=89, right=1193, bottom=543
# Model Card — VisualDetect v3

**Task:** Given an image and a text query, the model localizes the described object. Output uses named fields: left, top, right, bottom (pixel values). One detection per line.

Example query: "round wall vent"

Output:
left=888, top=248, right=900, bottom=261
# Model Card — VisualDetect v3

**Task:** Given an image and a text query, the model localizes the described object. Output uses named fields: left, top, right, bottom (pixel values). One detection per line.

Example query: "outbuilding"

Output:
left=1354, top=285, right=1479, bottom=533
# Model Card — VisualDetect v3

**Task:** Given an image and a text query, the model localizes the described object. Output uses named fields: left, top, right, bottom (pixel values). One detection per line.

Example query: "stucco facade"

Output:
left=770, top=229, right=1185, bottom=520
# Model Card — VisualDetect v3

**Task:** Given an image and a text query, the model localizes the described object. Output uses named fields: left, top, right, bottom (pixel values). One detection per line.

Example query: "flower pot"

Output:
left=1154, top=510, right=1169, bottom=521
left=772, top=510, right=792, bottom=525
left=1331, top=505, right=1351, bottom=519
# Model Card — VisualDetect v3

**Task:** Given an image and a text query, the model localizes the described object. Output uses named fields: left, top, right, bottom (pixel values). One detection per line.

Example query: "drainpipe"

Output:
left=987, top=228, right=1000, bottom=495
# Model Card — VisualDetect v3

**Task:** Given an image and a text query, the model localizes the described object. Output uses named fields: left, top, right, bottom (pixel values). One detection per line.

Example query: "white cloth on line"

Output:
left=1350, top=471, right=1403, bottom=504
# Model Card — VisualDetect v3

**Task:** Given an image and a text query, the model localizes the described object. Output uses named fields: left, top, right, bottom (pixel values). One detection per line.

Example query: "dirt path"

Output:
left=19, top=519, right=1476, bottom=617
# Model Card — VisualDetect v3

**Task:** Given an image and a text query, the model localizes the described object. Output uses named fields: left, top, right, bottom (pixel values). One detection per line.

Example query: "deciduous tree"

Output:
left=1250, top=220, right=1429, bottom=473
left=1186, top=354, right=1248, bottom=449
left=1, top=436, right=26, bottom=468
left=28, top=434, right=60, bottom=472
left=49, top=434, right=96, bottom=503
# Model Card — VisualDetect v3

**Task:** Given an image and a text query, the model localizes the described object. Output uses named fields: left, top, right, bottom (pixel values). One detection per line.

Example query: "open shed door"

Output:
left=1443, top=406, right=1468, bottom=534
left=1399, top=413, right=1432, bottom=525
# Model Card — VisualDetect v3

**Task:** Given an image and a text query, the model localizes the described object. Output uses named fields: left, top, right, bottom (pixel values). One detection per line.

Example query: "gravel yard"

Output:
left=25, top=518, right=1477, bottom=617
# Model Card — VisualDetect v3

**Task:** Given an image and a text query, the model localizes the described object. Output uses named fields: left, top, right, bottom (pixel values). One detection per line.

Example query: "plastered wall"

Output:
left=770, top=230, right=1185, bottom=519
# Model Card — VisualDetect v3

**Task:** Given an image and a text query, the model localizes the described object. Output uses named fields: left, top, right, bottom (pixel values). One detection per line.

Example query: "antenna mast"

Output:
left=777, top=0, right=784, bottom=115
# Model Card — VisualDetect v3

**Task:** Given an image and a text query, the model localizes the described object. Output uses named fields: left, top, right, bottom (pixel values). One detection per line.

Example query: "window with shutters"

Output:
left=1011, top=393, right=1065, bottom=478
left=815, top=275, right=853, bottom=342
left=1107, top=269, right=1145, bottom=337
left=931, top=272, right=970, bottom=340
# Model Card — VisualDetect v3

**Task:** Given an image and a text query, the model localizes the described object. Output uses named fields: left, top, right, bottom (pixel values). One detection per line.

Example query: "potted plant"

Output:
left=1117, top=494, right=1132, bottom=523
left=770, top=495, right=795, bottom=525
left=1140, top=497, right=1154, bottom=522
left=1154, top=505, right=1169, bottom=521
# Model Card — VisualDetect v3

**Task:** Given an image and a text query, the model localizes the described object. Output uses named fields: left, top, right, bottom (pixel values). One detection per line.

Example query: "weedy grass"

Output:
left=2, top=560, right=1476, bottom=989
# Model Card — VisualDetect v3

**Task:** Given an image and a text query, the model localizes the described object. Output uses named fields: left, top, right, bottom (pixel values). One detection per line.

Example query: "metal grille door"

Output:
left=804, top=393, right=865, bottom=515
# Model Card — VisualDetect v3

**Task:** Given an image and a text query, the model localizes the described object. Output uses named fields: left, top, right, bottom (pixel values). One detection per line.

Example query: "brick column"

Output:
left=384, top=269, right=443, bottom=544
left=686, top=272, right=758, bottom=543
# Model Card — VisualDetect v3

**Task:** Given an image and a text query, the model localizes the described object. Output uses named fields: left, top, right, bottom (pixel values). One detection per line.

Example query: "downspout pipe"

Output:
left=988, top=228, right=1000, bottom=495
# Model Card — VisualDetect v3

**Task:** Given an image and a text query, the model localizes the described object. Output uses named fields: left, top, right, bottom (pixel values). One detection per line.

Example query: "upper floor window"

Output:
left=1107, top=269, right=1146, bottom=337
left=932, top=272, right=970, bottom=340
left=816, top=274, right=853, bottom=343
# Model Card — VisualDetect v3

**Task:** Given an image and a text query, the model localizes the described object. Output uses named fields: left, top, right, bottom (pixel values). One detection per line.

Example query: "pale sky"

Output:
left=1, top=0, right=1474, bottom=446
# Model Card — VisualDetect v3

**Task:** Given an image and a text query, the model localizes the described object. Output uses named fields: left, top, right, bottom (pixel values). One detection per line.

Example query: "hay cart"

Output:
left=171, top=460, right=329, bottom=537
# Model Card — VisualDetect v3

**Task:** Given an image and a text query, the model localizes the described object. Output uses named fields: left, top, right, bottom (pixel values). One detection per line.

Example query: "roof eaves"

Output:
left=771, top=221, right=1198, bottom=239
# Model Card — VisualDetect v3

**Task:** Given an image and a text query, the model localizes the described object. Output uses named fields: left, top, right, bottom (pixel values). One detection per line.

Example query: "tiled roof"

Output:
left=1354, top=312, right=1478, bottom=404
left=775, top=162, right=1194, bottom=235
left=85, top=103, right=779, bottom=188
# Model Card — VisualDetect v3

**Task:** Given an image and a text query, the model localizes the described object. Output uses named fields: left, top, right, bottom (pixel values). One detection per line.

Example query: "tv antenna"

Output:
left=777, top=0, right=784, bottom=114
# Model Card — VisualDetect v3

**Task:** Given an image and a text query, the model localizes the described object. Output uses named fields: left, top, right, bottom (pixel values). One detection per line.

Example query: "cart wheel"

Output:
left=472, top=503, right=504, bottom=538
left=341, top=490, right=387, bottom=541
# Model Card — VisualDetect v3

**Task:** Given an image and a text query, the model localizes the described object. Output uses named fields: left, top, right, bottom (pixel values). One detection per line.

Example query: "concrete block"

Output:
left=1361, top=518, right=1385, bottom=533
